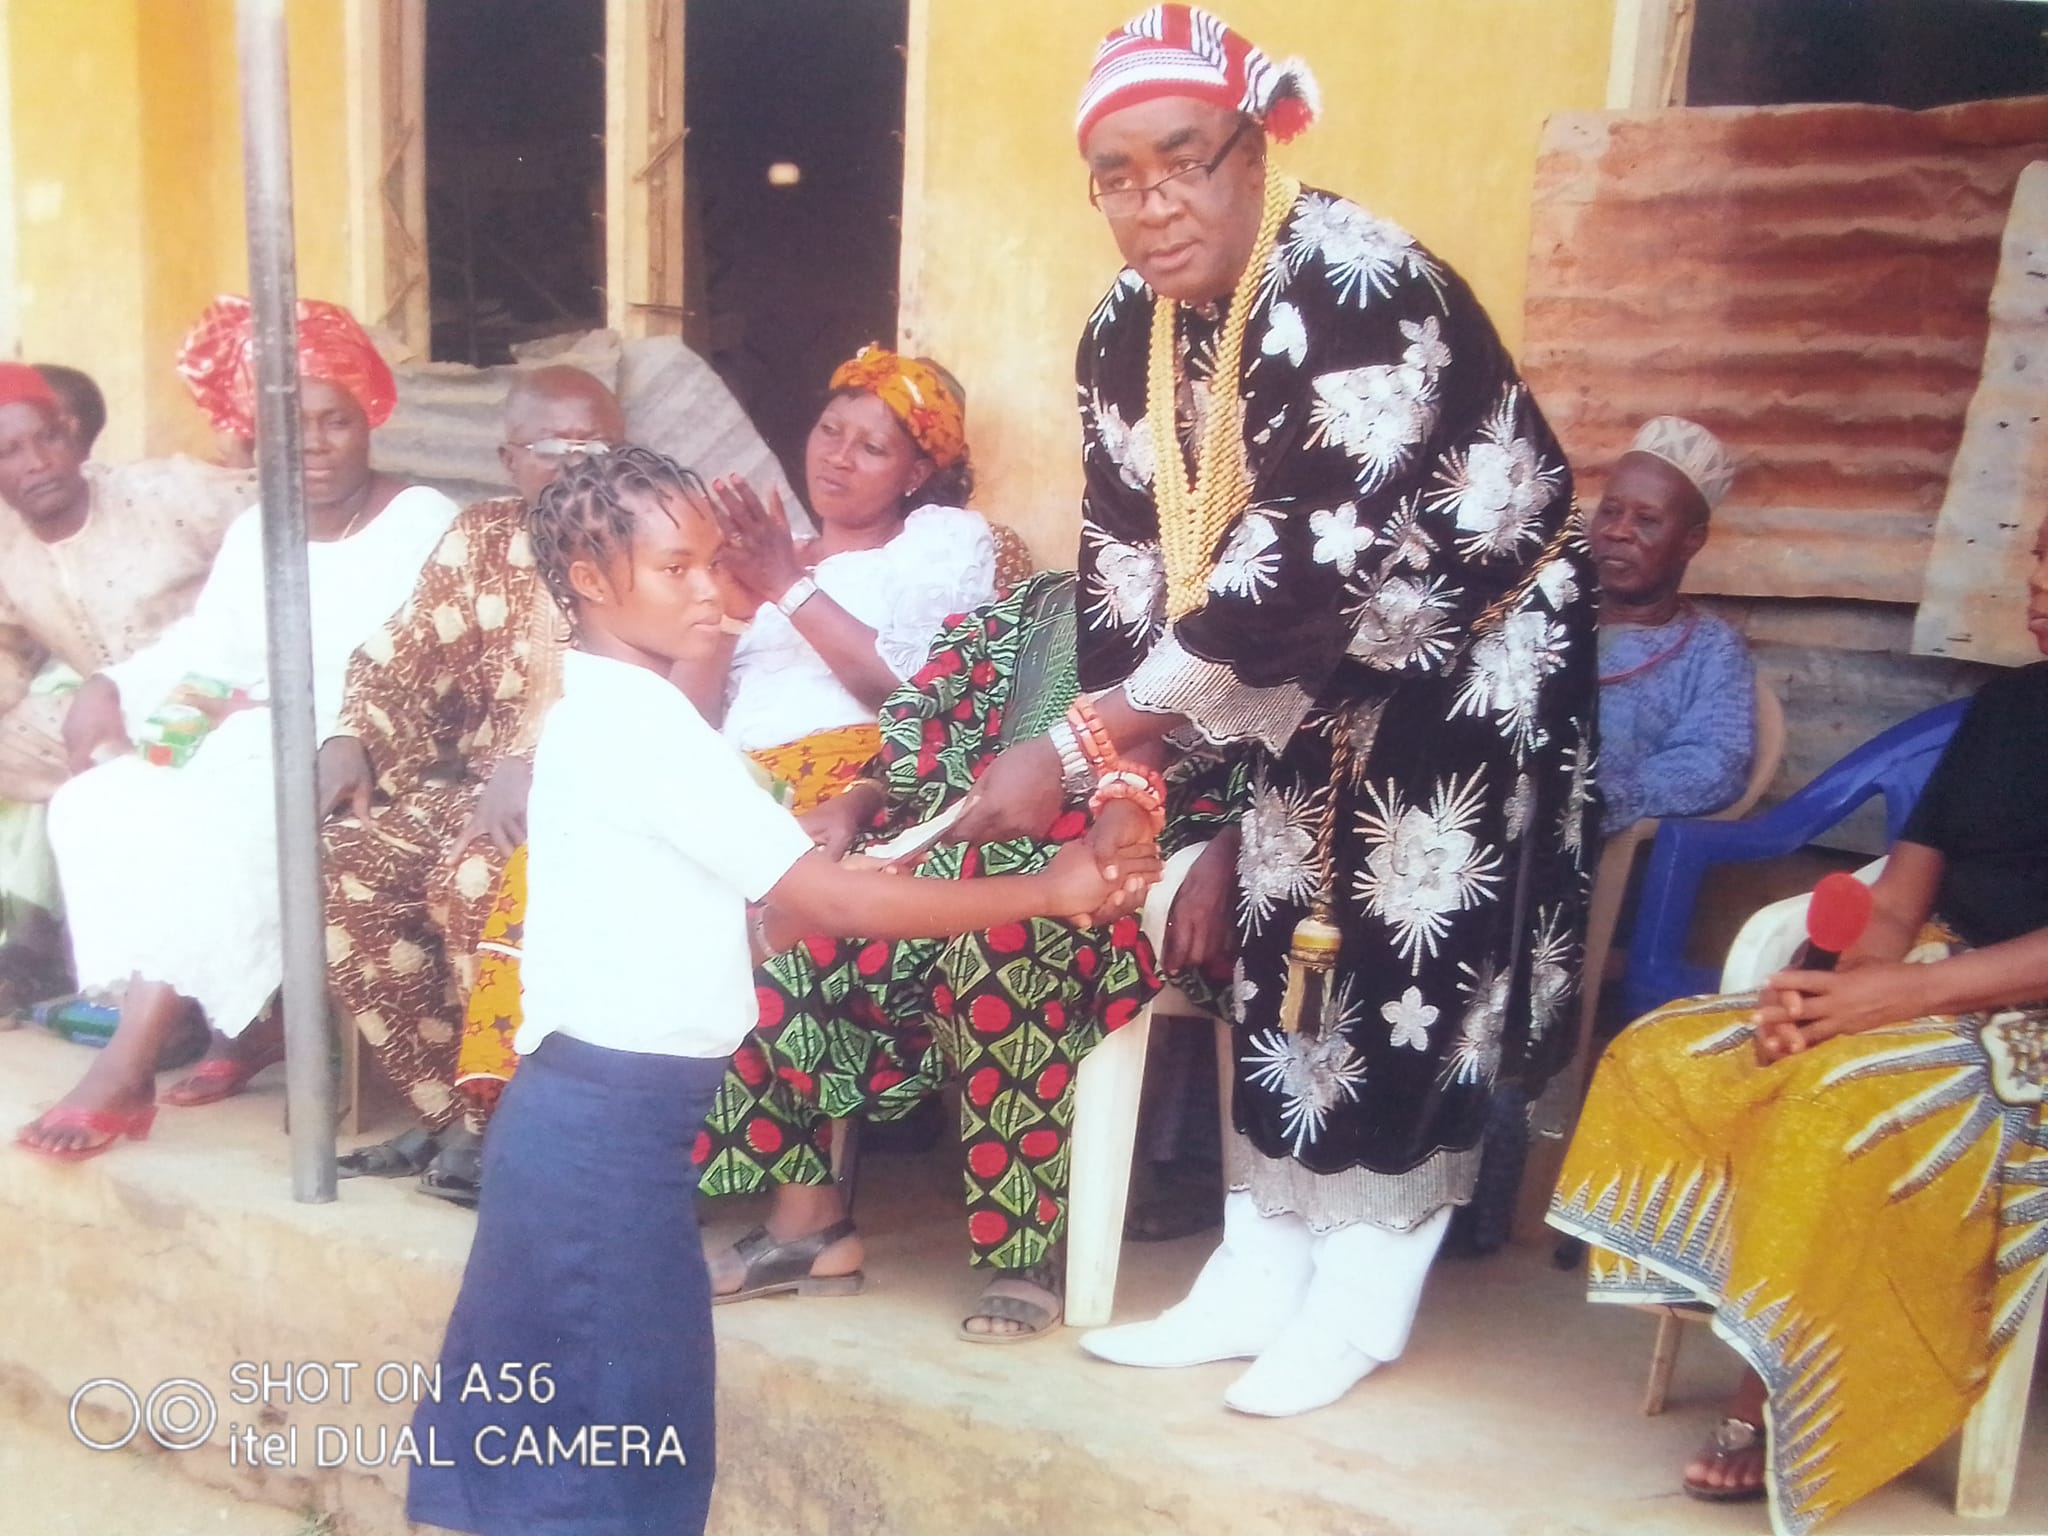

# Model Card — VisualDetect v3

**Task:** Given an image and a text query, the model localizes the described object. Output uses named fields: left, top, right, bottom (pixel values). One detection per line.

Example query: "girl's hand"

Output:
left=1749, top=960, right=1939, bottom=1061
left=947, top=737, right=1066, bottom=847
left=707, top=476, right=805, bottom=603
left=798, top=786, right=879, bottom=861
left=1043, top=840, right=1161, bottom=927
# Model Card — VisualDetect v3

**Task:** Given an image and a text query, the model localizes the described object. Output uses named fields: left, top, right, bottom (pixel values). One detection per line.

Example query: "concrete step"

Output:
left=1, top=1026, right=2040, bottom=1536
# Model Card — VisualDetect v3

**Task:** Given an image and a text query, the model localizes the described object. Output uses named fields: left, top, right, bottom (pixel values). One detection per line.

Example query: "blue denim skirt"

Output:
left=407, top=1031, right=728, bottom=1536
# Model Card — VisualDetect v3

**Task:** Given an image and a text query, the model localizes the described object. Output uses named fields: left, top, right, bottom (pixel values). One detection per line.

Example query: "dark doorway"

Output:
left=1689, top=0, right=2048, bottom=109
left=423, top=0, right=607, bottom=364
left=681, top=0, right=909, bottom=486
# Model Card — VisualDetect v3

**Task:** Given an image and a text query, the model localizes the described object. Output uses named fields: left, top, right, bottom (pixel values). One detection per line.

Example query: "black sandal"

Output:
left=337, top=1126, right=440, bottom=1178
left=958, top=1258, right=1063, bottom=1344
left=1682, top=1416, right=1769, bottom=1503
left=711, top=1218, right=865, bottom=1305
left=416, top=1132, right=483, bottom=1209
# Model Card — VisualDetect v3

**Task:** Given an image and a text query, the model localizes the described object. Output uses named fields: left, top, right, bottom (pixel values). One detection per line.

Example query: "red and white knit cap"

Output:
left=1075, top=5, right=1319, bottom=150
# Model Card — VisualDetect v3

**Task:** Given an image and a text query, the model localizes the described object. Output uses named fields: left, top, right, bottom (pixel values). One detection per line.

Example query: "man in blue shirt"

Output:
left=1593, top=417, right=1756, bottom=837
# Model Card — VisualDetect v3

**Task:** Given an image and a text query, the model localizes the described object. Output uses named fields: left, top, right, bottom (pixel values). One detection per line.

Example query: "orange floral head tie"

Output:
left=827, top=345, right=968, bottom=470
left=177, top=294, right=398, bottom=441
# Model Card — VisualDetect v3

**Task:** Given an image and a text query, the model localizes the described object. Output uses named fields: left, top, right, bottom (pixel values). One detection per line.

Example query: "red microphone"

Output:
left=1799, top=872, right=1873, bottom=972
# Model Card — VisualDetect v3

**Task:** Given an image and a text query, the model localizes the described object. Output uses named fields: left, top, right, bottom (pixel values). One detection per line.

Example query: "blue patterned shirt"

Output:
left=1597, top=608, right=1756, bottom=837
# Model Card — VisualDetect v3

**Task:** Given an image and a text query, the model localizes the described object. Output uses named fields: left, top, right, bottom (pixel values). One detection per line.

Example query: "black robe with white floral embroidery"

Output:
left=1075, top=185, right=1598, bottom=1222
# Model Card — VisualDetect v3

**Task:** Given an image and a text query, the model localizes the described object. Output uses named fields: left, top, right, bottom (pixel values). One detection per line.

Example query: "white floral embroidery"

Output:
left=1345, top=574, right=1463, bottom=672
left=1282, top=193, right=1446, bottom=307
left=1262, top=301, right=1308, bottom=367
left=1237, top=777, right=1321, bottom=933
left=1090, top=393, right=1156, bottom=491
left=1451, top=609, right=1569, bottom=755
left=1306, top=361, right=1441, bottom=495
left=1374, top=493, right=1438, bottom=574
left=1533, top=556, right=1581, bottom=613
left=1083, top=526, right=1165, bottom=635
left=1383, top=986, right=1438, bottom=1051
left=1308, top=502, right=1375, bottom=576
left=1353, top=769, right=1503, bottom=973
left=1560, top=725, right=1595, bottom=857
left=1208, top=511, right=1283, bottom=602
left=1231, top=957, right=1260, bottom=1023
left=1243, top=976, right=1369, bottom=1154
left=1088, top=268, right=1146, bottom=337
left=1442, top=960, right=1511, bottom=1088
left=1527, top=906, right=1575, bottom=1044
left=1504, top=772, right=1535, bottom=840
left=1431, top=394, right=1560, bottom=560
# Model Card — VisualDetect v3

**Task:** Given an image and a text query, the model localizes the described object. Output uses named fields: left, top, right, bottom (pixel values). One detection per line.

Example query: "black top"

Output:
left=1901, top=660, right=2048, bottom=949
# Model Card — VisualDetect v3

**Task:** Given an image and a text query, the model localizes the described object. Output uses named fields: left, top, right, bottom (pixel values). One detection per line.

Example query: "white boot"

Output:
left=1080, top=1192, right=1314, bottom=1369
left=1223, top=1206, right=1450, bottom=1418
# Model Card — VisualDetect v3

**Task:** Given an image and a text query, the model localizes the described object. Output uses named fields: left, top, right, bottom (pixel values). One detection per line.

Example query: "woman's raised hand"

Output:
left=707, top=475, right=804, bottom=604
left=947, top=737, right=1067, bottom=847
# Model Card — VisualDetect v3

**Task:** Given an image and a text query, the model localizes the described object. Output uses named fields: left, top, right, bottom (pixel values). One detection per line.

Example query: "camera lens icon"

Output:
left=70, top=1377, right=218, bottom=1453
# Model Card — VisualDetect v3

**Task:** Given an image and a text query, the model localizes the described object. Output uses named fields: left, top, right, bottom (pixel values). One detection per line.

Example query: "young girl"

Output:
left=406, top=447, right=1147, bottom=1536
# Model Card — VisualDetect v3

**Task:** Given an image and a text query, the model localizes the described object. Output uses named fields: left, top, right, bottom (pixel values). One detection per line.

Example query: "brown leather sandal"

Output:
left=958, top=1258, right=1063, bottom=1344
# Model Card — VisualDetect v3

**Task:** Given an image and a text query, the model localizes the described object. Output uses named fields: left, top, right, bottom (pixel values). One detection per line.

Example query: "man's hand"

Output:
left=1081, top=798, right=1161, bottom=926
left=61, top=675, right=129, bottom=774
left=1162, top=824, right=1241, bottom=976
left=947, top=736, right=1067, bottom=847
left=316, top=736, right=376, bottom=822
left=448, top=756, right=534, bottom=865
left=797, top=783, right=881, bottom=861
left=1043, top=838, right=1162, bottom=927
left=1749, top=960, right=1938, bottom=1064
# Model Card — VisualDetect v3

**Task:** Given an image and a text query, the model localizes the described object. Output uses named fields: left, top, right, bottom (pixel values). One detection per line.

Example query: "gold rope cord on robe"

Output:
left=1147, top=170, right=1300, bottom=621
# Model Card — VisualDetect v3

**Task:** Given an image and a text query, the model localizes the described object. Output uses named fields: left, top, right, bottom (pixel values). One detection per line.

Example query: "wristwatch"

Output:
left=775, top=575, right=819, bottom=617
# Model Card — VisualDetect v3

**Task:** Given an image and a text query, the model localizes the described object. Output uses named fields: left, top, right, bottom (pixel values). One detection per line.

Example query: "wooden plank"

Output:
left=1913, top=159, right=2048, bottom=668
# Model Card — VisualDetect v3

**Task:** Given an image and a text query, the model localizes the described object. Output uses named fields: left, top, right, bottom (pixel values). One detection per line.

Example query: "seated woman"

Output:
left=443, top=348, right=998, bottom=1193
left=15, top=297, right=458, bottom=1159
left=1549, top=521, right=2048, bottom=1531
left=695, top=571, right=1244, bottom=1341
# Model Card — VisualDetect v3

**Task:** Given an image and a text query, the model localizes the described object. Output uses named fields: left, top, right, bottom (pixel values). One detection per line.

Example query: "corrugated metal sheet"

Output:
left=370, top=331, right=801, bottom=522
left=1912, top=159, right=2048, bottom=666
left=1522, top=96, right=2048, bottom=603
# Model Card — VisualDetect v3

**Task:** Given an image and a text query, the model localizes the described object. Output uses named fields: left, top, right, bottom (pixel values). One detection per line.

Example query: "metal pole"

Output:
left=238, top=0, right=335, bottom=1202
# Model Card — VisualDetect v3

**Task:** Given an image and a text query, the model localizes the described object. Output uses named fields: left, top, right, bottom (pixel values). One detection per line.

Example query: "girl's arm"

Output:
left=761, top=840, right=1156, bottom=947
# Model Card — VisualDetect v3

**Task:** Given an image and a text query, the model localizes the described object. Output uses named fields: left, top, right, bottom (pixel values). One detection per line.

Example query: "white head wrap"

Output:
left=1626, top=416, right=1736, bottom=512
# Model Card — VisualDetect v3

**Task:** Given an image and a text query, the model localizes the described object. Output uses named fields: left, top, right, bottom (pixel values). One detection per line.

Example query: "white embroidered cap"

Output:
left=1627, top=416, right=1737, bottom=512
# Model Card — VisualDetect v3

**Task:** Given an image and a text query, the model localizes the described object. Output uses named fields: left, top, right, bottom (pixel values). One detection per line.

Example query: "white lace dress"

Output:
left=48, top=486, right=458, bottom=1033
left=720, top=504, right=997, bottom=753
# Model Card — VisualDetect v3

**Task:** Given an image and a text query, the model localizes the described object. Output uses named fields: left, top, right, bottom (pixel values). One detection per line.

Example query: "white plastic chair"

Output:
left=1640, top=859, right=2043, bottom=1520
left=1064, top=841, right=1229, bottom=1329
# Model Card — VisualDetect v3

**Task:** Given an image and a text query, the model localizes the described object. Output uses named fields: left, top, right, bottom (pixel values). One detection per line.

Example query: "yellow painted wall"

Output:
left=8, top=0, right=354, bottom=461
left=901, top=0, right=1617, bottom=561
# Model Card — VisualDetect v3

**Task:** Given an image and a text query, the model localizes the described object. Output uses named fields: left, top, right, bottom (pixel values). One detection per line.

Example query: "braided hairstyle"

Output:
left=527, top=445, right=710, bottom=620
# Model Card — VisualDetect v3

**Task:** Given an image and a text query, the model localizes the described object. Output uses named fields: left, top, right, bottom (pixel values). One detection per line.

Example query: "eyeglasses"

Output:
left=1088, top=119, right=1251, bottom=219
left=509, top=437, right=617, bottom=461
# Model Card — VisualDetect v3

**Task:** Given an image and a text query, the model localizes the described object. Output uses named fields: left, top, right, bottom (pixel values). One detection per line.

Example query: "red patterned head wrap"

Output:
left=176, top=295, right=398, bottom=440
left=0, top=362, right=61, bottom=415
left=827, top=345, right=968, bottom=470
left=1075, top=5, right=1319, bottom=150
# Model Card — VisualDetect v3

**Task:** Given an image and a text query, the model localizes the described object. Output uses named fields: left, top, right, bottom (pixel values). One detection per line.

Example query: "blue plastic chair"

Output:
left=1618, top=696, right=1968, bottom=1020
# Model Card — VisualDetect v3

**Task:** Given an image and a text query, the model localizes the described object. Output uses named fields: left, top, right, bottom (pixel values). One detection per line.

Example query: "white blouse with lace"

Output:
left=720, top=504, right=996, bottom=753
